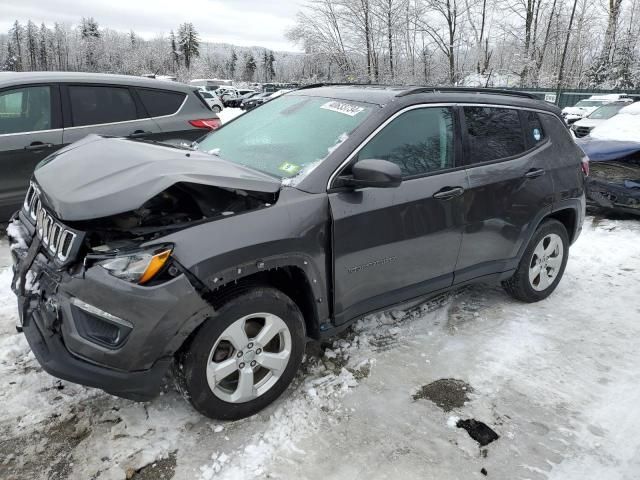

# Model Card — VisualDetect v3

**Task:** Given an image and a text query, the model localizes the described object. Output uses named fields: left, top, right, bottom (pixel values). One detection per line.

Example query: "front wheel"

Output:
left=175, top=287, right=305, bottom=420
left=502, top=219, right=569, bottom=302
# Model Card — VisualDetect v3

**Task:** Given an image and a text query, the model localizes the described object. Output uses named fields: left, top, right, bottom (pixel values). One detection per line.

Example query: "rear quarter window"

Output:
left=464, top=106, right=526, bottom=164
left=523, top=110, right=546, bottom=147
left=137, top=88, right=186, bottom=117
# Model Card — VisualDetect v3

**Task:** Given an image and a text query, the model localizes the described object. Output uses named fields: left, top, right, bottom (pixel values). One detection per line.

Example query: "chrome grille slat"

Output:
left=22, top=181, right=77, bottom=262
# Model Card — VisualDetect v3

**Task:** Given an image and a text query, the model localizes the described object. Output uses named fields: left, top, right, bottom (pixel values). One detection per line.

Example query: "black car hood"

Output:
left=35, top=135, right=281, bottom=221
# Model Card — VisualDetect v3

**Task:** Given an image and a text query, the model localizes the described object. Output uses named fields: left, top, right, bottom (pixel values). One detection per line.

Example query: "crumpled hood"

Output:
left=34, top=135, right=281, bottom=221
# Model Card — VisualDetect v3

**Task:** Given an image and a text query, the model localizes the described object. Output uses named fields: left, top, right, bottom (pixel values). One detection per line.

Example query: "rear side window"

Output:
left=69, top=85, right=137, bottom=127
left=524, top=110, right=545, bottom=145
left=464, top=107, right=525, bottom=164
left=137, top=89, right=186, bottom=117
left=357, top=107, right=455, bottom=177
left=0, top=86, right=51, bottom=134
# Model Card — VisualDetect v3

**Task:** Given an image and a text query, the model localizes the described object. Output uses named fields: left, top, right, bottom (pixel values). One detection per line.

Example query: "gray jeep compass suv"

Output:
left=0, top=72, right=221, bottom=221
left=8, top=86, right=586, bottom=420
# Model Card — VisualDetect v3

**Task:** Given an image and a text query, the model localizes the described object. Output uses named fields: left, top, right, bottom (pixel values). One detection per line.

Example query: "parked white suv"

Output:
left=570, top=102, right=631, bottom=138
left=197, top=90, right=224, bottom=113
left=562, top=94, right=632, bottom=125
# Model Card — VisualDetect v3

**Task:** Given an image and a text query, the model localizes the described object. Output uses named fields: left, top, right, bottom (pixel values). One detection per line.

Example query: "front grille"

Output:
left=23, top=182, right=78, bottom=262
left=573, top=126, right=592, bottom=138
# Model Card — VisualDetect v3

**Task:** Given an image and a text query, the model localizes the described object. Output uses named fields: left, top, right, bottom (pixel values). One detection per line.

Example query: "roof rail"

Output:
left=396, top=87, right=538, bottom=100
left=295, top=82, right=398, bottom=90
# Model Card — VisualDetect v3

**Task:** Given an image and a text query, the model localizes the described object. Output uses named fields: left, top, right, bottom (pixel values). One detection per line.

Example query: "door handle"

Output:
left=129, top=130, right=152, bottom=138
left=524, top=168, right=546, bottom=179
left=433, top=186, right=465, bottom=200
left=24, top=142, right=53, bottom=151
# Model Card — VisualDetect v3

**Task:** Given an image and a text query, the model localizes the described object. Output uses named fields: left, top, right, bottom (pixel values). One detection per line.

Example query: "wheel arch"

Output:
left=169, top=255, right=327, bottom=361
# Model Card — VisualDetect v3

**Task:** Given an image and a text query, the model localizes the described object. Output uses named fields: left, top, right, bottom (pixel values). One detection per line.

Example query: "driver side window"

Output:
left=357, top=107, right=455, bottom=177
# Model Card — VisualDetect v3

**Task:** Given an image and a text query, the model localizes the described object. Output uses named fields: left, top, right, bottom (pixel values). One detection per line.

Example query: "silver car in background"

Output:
left=0, top=72, right=221, bottom=220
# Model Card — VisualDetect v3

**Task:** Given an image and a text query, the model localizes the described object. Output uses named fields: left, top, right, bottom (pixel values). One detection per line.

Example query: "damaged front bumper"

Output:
left=9, top=211, right=212, bottom=401
left=587, top=178, right=640, bottom=215
left=586, top=161, right=640, bottom=216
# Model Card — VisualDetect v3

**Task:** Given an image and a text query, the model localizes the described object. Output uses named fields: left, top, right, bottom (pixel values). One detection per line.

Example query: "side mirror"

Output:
left=340, top=159, right=402, bottom=189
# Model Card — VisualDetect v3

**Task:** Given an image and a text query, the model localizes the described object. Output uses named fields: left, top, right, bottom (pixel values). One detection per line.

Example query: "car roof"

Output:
left=0, top=71, right=195, bottom=93
left=289, top=84, right=562, bottom=114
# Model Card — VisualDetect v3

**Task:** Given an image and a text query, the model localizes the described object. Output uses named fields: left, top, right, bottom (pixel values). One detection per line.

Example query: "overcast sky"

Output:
left=0, top=0, right=303, bottom=52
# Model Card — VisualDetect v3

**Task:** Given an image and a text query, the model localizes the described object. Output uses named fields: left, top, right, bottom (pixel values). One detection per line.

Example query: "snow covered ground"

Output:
left=218, top=107, right=244, bottom=124
left=1, top=217, right=639, bottom=480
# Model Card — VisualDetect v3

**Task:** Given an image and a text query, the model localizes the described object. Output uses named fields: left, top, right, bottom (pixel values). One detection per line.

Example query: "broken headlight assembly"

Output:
left=87, top=244, right=173, bottom=285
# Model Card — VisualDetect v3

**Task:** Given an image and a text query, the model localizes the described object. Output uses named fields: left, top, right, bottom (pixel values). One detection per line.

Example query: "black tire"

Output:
left=502, top=219, right=569, bottom=303
left=174, top=287, right=305, bottom=420
left=212, top=105, right=222, bottom=113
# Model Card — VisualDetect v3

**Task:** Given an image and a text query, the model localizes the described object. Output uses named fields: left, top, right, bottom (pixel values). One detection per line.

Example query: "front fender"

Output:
left=157, top=187, right=331, bottom=323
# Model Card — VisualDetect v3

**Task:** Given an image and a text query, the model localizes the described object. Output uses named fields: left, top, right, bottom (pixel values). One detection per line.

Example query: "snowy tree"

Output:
left=38, top=23, right=50, bottom=71
left=177, top=23, right=200, bottom=69
left=243, top=53, right=257, bottom=81
left=9, top=21, right=23, bottom=71
left=262, top=49, right=276, bottom=81
left=81, top=17, right=100, bottom=39
left=227, top=49, right=238, bottom=79
left=169, top=30, right=180, bottom=71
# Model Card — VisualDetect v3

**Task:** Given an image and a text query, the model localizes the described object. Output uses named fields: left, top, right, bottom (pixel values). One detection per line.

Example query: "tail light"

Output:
left=189, top=118, right=221, bottom=131
left=581, top=156, right=589, bottom=176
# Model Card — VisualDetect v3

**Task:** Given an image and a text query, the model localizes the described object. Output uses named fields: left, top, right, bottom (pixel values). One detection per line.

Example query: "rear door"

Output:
left=0, top=84, right=63, bottom=220
left=329, top=105, right=467, bottom=324
left=455, top=106, right=554, bottom=283
left=62, top=84, right=160, bottom=144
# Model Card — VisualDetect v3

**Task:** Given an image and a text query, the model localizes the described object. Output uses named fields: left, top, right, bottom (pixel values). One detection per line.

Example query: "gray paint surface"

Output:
left=35, top=135, right=280, bottom=221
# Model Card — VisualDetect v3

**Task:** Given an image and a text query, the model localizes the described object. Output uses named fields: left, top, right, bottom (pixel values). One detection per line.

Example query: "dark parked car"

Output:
left=8, top=86, right=586, bottom=420
left=241, top=91, right=273, bottom=110
left=0, top=72, right=221, bottom=221
left=226, top=90, right=258, bottom=108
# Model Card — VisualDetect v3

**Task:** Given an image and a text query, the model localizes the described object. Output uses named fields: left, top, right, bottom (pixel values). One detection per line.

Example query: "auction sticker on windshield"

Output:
left=278, top=162, right=302, bottom=175
left=321, top=101, right=365, bottom=117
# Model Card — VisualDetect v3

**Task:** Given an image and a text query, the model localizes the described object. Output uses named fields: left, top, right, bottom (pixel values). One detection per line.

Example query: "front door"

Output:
left=0, top=85, right=63, bottom=220
left=329, top=106, right=467, bottom=324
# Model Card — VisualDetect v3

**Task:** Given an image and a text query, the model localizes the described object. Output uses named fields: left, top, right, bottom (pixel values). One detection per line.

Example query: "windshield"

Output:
left=574, top=100, right=606, bottom=108
left=588, top=104, right=625, bottom=119
left=196, top=95, right=374, bottom=179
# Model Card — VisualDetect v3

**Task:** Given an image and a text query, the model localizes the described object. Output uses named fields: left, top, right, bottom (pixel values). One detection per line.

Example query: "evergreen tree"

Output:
left=2, top=42, right=17, bottom=71
left=39, top=23, right=49, bottom=71
left=610, top=33, right=636, bottom=89
left=81, top=17, right=100, bottom=39
left=268, top=51, right=276, bottom=80
left=26, top=21, right=38, bottom=70
left=177, top=23, right=199, bottom=69
left=243, top=53, right=257, bottom=81
left=169, top=30, right=179, bottom=71
left=9, top=21, right=23, bottom=71
left=227, top=49, right=238, bottom=79
left=80, top=17, right=101, bottom=70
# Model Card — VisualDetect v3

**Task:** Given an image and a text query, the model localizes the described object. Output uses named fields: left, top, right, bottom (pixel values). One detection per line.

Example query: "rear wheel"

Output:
left=212, top=105, right=222, bottom=113
left=175, top=287, right=305, bottom=420
left=502, top=219, right=569, bottom=302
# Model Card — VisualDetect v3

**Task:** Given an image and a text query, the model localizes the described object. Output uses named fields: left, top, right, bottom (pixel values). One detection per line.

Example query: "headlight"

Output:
left=95, top=245, right=173, bottom=285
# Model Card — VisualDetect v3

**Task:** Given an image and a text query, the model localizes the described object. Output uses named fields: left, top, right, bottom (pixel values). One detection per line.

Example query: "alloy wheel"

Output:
left=528, top=233, right=564, bottom=291
left=206, top=313, right=292, bottom=403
